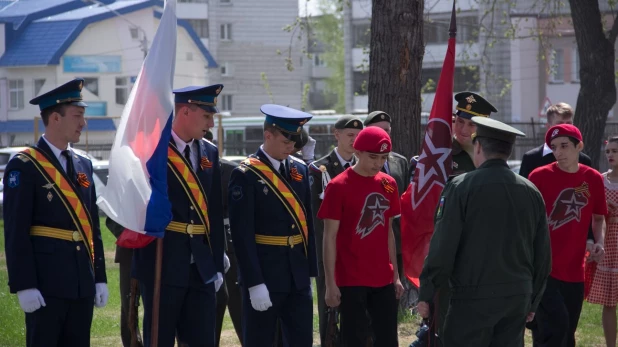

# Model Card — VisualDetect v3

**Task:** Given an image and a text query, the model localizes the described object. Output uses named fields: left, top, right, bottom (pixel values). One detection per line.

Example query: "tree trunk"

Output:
left=569, top=0, right=616, bottom=169
left=368, top=0, right=424, bottom=159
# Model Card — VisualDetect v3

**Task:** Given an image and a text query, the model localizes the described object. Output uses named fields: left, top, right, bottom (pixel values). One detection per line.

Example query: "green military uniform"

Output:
left=419, top=117, right=551, bottom=347
left=309, top=115, right=363, bottom=346
left=425, top=93, right=499, bottom=344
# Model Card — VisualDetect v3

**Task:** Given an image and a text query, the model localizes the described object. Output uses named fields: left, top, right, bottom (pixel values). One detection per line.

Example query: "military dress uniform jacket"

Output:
left=419, top=159, right=551, bottom=312
left=229, top=149, right=318, bottom=293
left=3, top=137, right=107, bottom=299
left=309, top=150, right=346, bottom=273
left=452, top=137, right=476, bottom=176
left=134, top=139, right=225, bottom=287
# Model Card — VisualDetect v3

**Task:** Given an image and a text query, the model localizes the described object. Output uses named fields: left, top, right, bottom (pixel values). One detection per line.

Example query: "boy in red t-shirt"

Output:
left=528, top=124, right=607, bottom=346
left=318, top=126, right=404, bottom=346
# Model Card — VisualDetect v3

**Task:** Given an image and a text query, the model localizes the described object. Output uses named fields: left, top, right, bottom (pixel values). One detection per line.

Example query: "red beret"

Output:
left=545, top=124, right=583, bottom=147
left=353, top=126, right=392, bottom=153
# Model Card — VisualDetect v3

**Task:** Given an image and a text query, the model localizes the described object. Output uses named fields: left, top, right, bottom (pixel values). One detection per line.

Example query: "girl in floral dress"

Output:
left=588, top=136, right=618, bottom=347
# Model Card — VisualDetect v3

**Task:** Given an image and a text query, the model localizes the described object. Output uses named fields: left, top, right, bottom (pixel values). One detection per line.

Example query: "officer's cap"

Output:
left=335, top=115, right=363, bottom=130
left=454, top=92, right=497, bottom=119
left=261, top=104, right=313, bottom=143
left=364, top=111, right=391, bottom=126
left=174, top=84, right=224, bottom=113
left=30, top=78, right=88, bottom=112
left=471, top=116, right=525, bottom=144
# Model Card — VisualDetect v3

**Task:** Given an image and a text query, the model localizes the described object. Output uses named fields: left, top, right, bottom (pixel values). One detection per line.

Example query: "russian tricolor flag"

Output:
left=96, top=0, right=177, bottom=248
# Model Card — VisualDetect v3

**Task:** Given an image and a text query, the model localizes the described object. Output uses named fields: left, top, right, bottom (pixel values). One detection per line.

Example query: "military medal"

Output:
left=47, top=192, right=53, bottom=202
left=77, top=172, right=90, bottom=188
left=381, top=178, right=395, bottom=194
left=290, top=167, right=303, bottom=182
left=200, top=156, right=213, bottom=170
left=263, top=186, right=269, bottom=195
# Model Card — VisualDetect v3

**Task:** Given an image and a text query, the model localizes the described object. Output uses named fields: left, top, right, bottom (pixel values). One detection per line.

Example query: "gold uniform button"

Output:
left=72, top=231, right=81, bottom=241
left=190, top=220, right=194, bottom=224
left=187, top=224, right=194, bottom=234
left=76, top=245, right=81, bottom=251
left=291, top=225, right=295, bottom=229
left=190, top=206, right=194, bottom=210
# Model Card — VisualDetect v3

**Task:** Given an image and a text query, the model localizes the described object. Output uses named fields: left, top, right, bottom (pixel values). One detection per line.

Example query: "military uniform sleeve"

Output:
left=228, top=168, right=264, bottom=287
left=418, top=181, right=463, bottom=302
left=519, top=152, right=533, bottom=179
left=89, top=160, right=107, bottom=284
left=309, top=163, right=325, bottom=271
left=3, top=158, right=38, bottom=293
left=530, top=190, right=551, bottom=312
left=209, top=153, right=225, bottom=273
left=303, top=166, right=318, bottom=277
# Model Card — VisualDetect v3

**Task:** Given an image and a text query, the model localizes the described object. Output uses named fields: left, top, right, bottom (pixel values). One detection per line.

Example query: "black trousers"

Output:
left=443, top=294, right=530, bottom=347
left=533, top=276, right=584, bottom=347
left=339, top=284, right=398, bottom=347
left=316, top=262, right=328, bottom=346
left=141, top=264, right=216, bottom=347
left=119, top=255, right=132, bottom=347
left=25, top=296, right=94, bottom=347
left=215, top=252, right=243, bottom=346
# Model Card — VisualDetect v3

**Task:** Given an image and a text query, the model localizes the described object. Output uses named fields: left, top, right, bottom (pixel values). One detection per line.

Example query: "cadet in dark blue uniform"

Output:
left=228, top=104, right=318, bottom=347
left=133, top=85, right=226, bottom=347
left=3, top=78, right=108, bottom=347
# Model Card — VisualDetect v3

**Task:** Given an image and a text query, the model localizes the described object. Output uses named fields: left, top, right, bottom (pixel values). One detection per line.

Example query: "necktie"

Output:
left=61, top=150, right=75, bottom=183
left=279, top=161, right=287, bottom=180
left=184, top=145, right=193, bottom=170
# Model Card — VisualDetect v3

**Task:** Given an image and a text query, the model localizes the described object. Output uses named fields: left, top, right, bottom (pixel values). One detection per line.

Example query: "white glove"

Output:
left=214, top=272, right=224, bottom=292
left=302, top=136, right=316, bottom=161
left=224, top=253, right=230, bottom=274
left=17, top=288, right=46, bottom=313
left=94, top=283, right=109, bottom=308
left=248, top=283, right=272, bottom=311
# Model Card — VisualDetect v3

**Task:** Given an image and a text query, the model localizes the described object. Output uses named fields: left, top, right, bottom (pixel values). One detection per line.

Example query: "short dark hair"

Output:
left=474, top=136, right=513, bottom=160
left=263, top=121, right=278, bottom=135
left=40, top=104, right=68, bottom=126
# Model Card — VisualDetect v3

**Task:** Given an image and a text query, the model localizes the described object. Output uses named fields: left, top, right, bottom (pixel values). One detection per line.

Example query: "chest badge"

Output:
left=263, top=186, right=269, bottom=195
left=42, top=183, right=54, bottom=190
left=47, top=192, right=53, bottom=202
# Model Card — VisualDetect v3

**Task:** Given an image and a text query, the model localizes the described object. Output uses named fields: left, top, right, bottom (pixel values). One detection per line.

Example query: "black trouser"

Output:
left=533, top=276, right=584, bottom=347
left=119, top=256, right=132, bottom=347
left=443, top=294, right=530, bottom=347
left=316, top=262, right=328, bottom=346
left=25, top=296, right=94, bottom=347
left=214, top=252, right=243, bottom=346
left=339, top=284, right=398, bottom=347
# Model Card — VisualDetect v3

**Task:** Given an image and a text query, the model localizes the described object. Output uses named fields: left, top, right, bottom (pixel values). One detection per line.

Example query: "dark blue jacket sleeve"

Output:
left=89, top=160, right=107, bottom=284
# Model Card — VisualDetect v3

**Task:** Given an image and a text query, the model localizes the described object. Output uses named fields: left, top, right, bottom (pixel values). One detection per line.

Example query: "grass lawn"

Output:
left=0, top=218, right=607, bottom=346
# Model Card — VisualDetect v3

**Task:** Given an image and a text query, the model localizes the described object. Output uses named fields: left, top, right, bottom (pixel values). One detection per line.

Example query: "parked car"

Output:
left=222, top=155, right=247, bottom=164
left=0, top=146, right=100, bottom=179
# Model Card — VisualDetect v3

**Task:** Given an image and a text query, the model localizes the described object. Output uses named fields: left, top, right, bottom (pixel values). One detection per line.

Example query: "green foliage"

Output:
left=260, top=72, right=275, bottom=103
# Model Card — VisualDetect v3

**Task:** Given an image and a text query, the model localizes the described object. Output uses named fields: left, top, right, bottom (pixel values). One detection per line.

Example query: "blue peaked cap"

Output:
left=173, top=84, right=223, bottom=113
left=29, top=78, right=88, bottom=111
left=261, top=104, right=312, bottom=141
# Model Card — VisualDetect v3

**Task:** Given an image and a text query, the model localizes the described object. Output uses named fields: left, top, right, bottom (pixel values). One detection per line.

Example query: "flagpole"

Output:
left=449, top=0, right=456, bottom=37
left=151, top=238, right=164, bottom=347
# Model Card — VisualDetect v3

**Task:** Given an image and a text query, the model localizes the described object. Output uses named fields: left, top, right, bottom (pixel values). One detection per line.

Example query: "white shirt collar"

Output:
left=171, top=130, right=194, bottom=153
left=260, top=145, right=284, bottom=170
left=542, top=143, right=553, bottom=157
left=42, top=134, right=68, bottom=162
left=334, top=147, right=354, bottom=167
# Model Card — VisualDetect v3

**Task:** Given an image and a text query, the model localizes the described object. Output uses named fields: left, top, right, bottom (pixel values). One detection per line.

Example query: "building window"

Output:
left=83, top=78, right=99, bottom=96
left=8, top=79, right=24, bottom=110
left=115, top=77, right=132, bottom=105
left=221, top=62, right=232, bottom=76
left=353, top=23, right=370, bottom=47
left=33, top=79, right=46, bottom=96
left=313, top=54, right=327, bottom=67
left=549, top=49, right=564, bottom=83
left=178, top=0, right=207, bottom=3
left=187, top=19, right=208, bottom=38
left=220, top=0, right=232, bottom=3
left=221, top=95, right=233, bottom=111
left=220, top=23, right=232, bottom=41
left=353, top=71, right=368, bottom=95
left=572, top=47, right=580, bottom=83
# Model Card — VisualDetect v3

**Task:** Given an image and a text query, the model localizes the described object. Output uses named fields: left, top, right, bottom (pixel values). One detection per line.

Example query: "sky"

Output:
left=298, top=0, right=322, bottom=17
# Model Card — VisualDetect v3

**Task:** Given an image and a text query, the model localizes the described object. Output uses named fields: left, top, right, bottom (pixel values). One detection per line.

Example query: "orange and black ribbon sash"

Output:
left=241, top=157, right=308, bottom=255
left=167, top=144, right=211, bottom=247
left=20, top=147, right=95, bottom=269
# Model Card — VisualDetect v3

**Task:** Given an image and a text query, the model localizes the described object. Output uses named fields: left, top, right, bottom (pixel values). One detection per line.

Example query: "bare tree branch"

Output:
left=608, top=14, right=618, bottom=43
